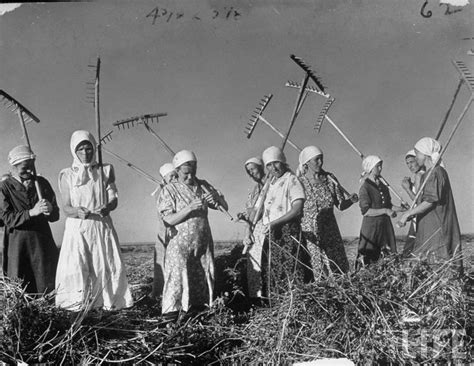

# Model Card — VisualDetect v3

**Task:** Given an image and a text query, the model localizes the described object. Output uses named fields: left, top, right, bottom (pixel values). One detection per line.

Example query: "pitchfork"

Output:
left=0, top=90, right=43, bottom=199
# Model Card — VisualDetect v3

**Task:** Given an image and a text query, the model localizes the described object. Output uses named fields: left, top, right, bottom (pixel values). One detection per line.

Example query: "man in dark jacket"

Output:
left=0, top=145, right=59, bottom=294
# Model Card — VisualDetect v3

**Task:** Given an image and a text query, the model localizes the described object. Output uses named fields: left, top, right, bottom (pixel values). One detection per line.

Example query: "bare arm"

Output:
left=268, top=199, right=304, bottom=229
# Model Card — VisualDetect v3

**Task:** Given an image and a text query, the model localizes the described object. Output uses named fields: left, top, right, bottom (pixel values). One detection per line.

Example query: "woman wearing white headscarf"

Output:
left=357, top=155, right=404, bottom=267
left=55, top=130, right=133, bottom=310
left=237, top=157, right=267, bottom=300
left=158, top=150, right=228, bottom=321
left=260, top=146, right=312, bottom=296
left=398, top=138, right=462, bottom=267
left=298, top=146, right=358, bottom=277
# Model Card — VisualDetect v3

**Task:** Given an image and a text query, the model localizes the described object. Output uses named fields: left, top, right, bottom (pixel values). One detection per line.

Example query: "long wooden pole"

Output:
left=16, top=109, right=43, bottom=200
left=94, top=56, right=107, bottom=208
left=435, top=79, right=464, bottom=140
left=102, top=148, right=161, bottom=185
left=281, top=74, right=310, bottom=150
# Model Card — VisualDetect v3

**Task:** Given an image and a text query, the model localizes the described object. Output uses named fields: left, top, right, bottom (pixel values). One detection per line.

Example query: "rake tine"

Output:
left=453, top=60, right=474, bottom=93
left=290, top=54, right=326, bottom=93
left=246, top=94, right=273, bottom=138
left=285, top=80, right=330, bottom=99
left=315, top=97, right=335, bottom=133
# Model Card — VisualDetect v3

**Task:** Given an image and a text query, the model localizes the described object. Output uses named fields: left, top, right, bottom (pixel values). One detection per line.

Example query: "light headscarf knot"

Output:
left=70, top=130, right=98, bottom=187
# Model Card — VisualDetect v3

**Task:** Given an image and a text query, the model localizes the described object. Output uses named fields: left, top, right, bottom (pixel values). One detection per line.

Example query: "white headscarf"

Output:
left=244, top=157, right=263, bottom=167
left=262, top=146, right=286, bottom=166
left=297, top=145, right=323, bottom=177
left=159, top=163, right=175, bottom=179
left=414, top=137, right=442, bottom=165
left=405, top=149, right=416, bottom=159
left=360, top=155, right=382, bottom=181
left=173, top=150, right=197, bottom=169
left=70, top=130, right=98, bottom=187
left=8, top=145, right=35, bottom=166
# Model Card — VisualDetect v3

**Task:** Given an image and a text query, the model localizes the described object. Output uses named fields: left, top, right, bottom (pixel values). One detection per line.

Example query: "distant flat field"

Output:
left=0, top=234, right=472, bottom=276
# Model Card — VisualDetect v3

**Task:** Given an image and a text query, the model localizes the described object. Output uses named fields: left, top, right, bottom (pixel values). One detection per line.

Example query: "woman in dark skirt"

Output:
left=357, top=155, right=405, bottom=267
left=260, top=146, right=313, bottom=297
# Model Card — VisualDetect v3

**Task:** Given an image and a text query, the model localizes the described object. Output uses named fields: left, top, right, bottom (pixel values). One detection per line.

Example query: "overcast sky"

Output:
left=0, top=0, right=472, bottom=244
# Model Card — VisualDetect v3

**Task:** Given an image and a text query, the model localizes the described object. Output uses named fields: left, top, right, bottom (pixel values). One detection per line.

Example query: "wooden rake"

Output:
left=87, top=57, right=107, bottom=207
left=113, top=114, right=234, bottom=220
left=280, top=55, right=328, bottom=149
left=286, top=81, right=409, bottom=206
left=397, top=59, right=473, bottom=227
left=0, top=90, right=43, bottom=199
left=246, top=94, right=351, bottom=197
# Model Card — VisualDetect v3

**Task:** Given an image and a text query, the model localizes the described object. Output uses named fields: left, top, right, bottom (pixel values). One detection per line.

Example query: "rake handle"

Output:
left=324, top=115, right=407, bottom=205
left=102, top=148, right=161, bottom=185
left=281, top=73, right=310, bottom=150
left=16, top=109, right=43, bottom=200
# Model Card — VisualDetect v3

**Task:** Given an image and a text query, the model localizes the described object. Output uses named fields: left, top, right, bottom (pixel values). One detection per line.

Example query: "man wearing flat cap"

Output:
left=0, top=145, right=59, bottom=294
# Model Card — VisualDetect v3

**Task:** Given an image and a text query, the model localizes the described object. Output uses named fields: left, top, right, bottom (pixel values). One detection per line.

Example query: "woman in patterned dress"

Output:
left=158, top=150, right=228, bottom=321
left=297, top=146, right=358, bottom=278
left=357, top=155, right=405, bottom=267
left=55, top=130, right=133, bottom=310
left=237, top=157, right=266, bottom=300
left=260, top=146, right=313, bottom=297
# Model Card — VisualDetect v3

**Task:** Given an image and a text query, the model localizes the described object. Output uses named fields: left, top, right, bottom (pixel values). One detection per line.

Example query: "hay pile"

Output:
left=227, top=254, right=472, bottom=364
left=0, top=254, right=472, bottom=365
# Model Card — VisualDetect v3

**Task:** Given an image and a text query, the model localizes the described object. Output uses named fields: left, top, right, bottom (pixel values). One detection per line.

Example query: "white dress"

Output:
left=55, top=164, right=133, bottom=310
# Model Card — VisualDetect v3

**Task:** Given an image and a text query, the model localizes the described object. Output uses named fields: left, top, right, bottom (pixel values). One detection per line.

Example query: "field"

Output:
left=0, top=235, right=473, bottom=364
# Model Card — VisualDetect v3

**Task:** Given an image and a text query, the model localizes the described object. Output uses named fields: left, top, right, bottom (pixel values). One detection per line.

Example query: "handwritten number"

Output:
left=233, top=10, right=241, bottom=20
left=212, top=9, right=219, bottom=19
left=146, top=7, right=161, bottom=25
left=226, top=7, right=234, bottom=19
left=420, top=0, right=432, bottom=18
left=166, top=12, right=173, bottom=22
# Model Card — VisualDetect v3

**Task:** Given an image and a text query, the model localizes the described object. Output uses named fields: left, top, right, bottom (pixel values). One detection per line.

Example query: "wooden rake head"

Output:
left=100, top=130, right=114, bottom=145
left=290, top=54, right=326, bottom=93
left=86, top=58, right=100, bottom=107
left=0, top=90, right=40, bottom=124
left=315, top=97, right=335, bottom=133
left=113, top=113, right=167, bottom=130
left=246, top=94, right=273, bottom=138
left=453, top=60, right=474, bottom=94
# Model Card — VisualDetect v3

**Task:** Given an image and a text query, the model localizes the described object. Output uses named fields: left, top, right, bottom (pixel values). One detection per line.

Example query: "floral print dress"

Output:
left=300, top=172, right=350, bottom=278
left=158, top=180, right=216, bottom=315
left=244, top=182, right=267, bottom=298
